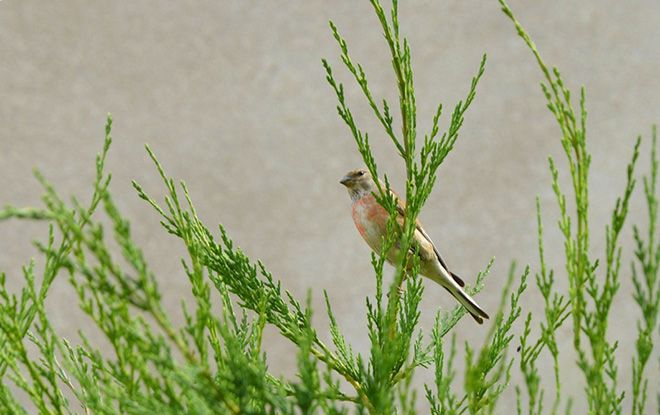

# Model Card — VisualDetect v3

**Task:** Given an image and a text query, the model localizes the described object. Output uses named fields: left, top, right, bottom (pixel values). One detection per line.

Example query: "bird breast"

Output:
left=351, top=194, right=391, bottom=254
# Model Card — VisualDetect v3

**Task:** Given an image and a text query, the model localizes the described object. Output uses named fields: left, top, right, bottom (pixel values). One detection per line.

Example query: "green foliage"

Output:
left=0, top=1, right=657, bottom=414
left=498, top=1, right=659, bottom=414
left=630, top=127, right=659, bottom=415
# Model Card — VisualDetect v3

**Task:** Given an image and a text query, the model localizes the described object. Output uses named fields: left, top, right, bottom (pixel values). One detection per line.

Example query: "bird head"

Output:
left=340, top=168, right=376, bottom=201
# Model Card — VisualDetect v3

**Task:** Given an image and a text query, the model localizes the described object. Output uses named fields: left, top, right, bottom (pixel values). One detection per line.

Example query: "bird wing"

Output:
left=393, top=195, right=466, bottom=287
left=393, top=196, right=448, bottom=267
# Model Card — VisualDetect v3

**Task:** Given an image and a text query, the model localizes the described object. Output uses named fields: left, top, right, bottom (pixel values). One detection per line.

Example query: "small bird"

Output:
left=340, top=168, right=489, bottom=323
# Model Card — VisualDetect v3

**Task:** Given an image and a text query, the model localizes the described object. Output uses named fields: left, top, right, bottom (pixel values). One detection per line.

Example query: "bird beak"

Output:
left=339, top=176, right=351, bottom=186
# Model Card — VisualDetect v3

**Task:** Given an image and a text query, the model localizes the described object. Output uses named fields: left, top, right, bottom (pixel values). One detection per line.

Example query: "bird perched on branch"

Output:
left=340, top=168, right=489, bottom=323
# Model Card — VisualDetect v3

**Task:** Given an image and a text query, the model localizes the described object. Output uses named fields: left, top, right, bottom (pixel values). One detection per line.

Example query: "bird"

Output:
left=340, top=168, right=489, bottom=324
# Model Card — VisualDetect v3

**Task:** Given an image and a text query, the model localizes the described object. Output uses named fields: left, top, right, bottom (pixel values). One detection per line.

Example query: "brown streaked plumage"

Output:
left=340, top=168, right=489, bottom=323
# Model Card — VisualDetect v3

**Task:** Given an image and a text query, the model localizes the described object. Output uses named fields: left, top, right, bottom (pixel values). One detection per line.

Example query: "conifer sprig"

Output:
left=323, top=1, right=496, bottom=411
left=498, top=1, right=656, bottom=414
left=630, top=128, right=659, bottom=415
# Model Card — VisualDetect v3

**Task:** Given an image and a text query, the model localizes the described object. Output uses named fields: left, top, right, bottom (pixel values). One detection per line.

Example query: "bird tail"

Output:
left=444, top=282, right=490, bottom=324
left=426, top=260, right=490, bottom=324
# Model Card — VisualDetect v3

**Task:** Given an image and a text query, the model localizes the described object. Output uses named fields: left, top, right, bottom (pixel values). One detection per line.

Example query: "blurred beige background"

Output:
left=1, top=0, right=659, bottom=412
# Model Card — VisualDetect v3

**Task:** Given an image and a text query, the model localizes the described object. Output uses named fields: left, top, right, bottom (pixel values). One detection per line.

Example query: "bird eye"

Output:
left=357, top=171, right=365, bottom=176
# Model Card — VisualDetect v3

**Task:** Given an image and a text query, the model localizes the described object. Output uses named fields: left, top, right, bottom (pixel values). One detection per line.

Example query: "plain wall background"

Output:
left=1, top=0, right=659, bottom=412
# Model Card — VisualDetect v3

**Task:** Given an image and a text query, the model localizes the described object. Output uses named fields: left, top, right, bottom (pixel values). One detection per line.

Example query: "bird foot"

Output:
left=397, top=285, right=405, bottom=297
left=386, top=285, right=406, bottom=299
